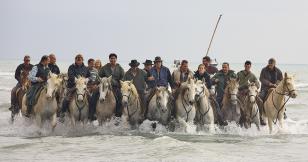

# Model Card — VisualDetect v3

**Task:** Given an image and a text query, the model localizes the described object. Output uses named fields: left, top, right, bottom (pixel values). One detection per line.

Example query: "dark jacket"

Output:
left=67, top=63, right=90, bottom=88
left=33, top=63, right=50, bottom=84
left=212, top=70, right=237, bottom=96
left=150, top=65, right=172, bottom=88
left=15, top=63, right=33, bottom=83
left=144, top=68, right=155, bottom=89
left=123, top=68, right=147, bottom=92
left=260, top=66, right=283, bottom=92
left=194, top=71, right=212, bottom=89
left=99, top=63, right=124, bottom=88
left=48, top=63, right=60, bottom=74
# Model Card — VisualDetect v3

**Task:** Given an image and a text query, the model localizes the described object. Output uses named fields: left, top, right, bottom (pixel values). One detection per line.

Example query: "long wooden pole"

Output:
left=206, top=14, right=222, bottom=56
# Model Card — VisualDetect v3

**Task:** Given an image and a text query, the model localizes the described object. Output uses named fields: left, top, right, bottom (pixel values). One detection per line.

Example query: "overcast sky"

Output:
left=1, top=0, right=308, bottom=64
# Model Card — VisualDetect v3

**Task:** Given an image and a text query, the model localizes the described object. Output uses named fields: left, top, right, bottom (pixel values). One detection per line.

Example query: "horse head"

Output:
left=225, top=78, right=239, bottom=105
left=120, top=80, right=139, bottom=107
left=75, top=76, right=88, bottom=102
left=155, top=87, right=170, bottom=113
left=46, top=73, right=63, bottom=100
left=98, top=76, right=112, bottom=102
left=20, top=70, right=31, bottom=90
left=283, top=72, right=297, bottom=98
left=247, top=81, right=258, bottom=103
left=195, top=80, right=210, bottom=101
left=181, top=78, right=196, bottom=106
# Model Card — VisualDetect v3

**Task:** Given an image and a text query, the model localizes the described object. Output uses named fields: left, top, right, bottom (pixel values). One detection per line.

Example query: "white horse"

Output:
left=221, top=78, right=242, bottom=123
left=241, top=81, right=260, bottom=130
left=175, top=78, right=196, bottom=131
left=146, top=86, right=173, bottom=126
left=96, top=76, right=116, bottom=126
left=263, top=73, right=297, bottom=133
left=68, top=76, right=89, bottom=127
left=121, top=80, right=144, bottom=127
left=195, top=80, right=215, bottom=132
left=21, top=73, right=62, bottom=131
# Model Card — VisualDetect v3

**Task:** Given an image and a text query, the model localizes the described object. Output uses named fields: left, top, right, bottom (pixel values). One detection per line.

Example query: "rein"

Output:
left=123, top=89, right=139, bottom=120
left=74, top=91, right=87, bottom=121
left=181, top=88, right=193, bottom=122
left=271, top=80, right=294, bottom=124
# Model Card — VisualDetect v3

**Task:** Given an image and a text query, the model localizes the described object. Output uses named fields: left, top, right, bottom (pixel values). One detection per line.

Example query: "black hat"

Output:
left=154, top=56, right=162, bottom=63
left=143, top=59, right=153, bottom=65
left=129, top=59, right=140, bottom=67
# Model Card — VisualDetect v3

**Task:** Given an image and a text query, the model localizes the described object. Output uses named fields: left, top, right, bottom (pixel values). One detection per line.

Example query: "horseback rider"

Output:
left=9, top=55, right=33, bottom=112
left=237, top=60, right=260, bottom=97
left=87, top=58, right=100, bottom=121
left=143, top=59, right=155, bottom=89
left=150, top=56, right=173, bottom=89
left=171, top=60, right=194, bottom=99
left=48, top=54, right=60, bottom=74
left=194, top=64, right=212, bottom=89
left=99, top=53, right=125, bottom=117
left=211, top=62, right=237, bottom=125
left=202, top=56, right=218, bottom=75
left=123, top=60, right=148, bottom=112
left=212, top=62, right=237, bottom=108
left=59, top=54, right=90, bottom=122
left=25, top=55, right=50, bottom=117
left=259, top=58, right=285, bottom=119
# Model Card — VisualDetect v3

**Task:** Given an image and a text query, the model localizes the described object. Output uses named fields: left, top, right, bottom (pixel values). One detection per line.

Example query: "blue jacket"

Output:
left=150, top=66, right=172, bottom=88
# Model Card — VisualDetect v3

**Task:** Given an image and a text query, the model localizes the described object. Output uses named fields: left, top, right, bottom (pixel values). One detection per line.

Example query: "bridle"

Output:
left=123, top=88, right=139, bottom=120
left=181, top=87, right=193, bottom=122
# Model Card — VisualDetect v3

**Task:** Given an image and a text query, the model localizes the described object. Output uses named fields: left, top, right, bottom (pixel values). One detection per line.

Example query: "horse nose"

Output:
left=100, top=98, right=105, bottom=103
left=292, top=92, right=298, bottom=98
left=189, top=101, right=194, bottom=105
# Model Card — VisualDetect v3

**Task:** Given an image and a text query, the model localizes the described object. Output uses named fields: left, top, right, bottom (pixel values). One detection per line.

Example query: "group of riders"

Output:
left=9, top=53, right=284, bottom=126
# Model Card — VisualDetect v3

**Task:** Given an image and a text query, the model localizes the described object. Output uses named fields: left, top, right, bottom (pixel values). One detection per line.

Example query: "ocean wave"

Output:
left=296, top=83, right=308, bottom=89
left=0, top=72, right=14, bottom=76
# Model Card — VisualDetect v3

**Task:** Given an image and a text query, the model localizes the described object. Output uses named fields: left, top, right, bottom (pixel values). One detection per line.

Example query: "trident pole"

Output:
left=206, top=14, right=222, bottom=56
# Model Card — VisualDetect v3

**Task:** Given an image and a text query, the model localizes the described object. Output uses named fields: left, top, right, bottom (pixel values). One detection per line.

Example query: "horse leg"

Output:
left=254, top=113, right=261, bottom=131
left=267, top=117, right=273, bottom=134
left=51, top=113, right=57, bottom=132
left=278, top=113, right=285, bottom=131
left=70, top=114, right=76, bottom=128
left=177, top=117, right=188, bottom=132
left=36, top=114, right=42, bottom=128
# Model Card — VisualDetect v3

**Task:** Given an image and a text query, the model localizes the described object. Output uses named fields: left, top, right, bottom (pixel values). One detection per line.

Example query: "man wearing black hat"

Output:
left=150, top=56, right=172, bottom=88
left=143, top=59, right=155, bottom=89
left=259, top=58, right=283, bottom=102
left=25, top=55, right=50, bottom=117
left=124, top=60, right=147, bottom=110
left=9, top=55, right=33, bottom=113
left=99, top=53, right=125, bottom=117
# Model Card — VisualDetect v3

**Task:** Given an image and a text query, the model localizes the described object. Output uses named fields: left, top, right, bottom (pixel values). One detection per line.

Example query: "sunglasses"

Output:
left=25, top=59, right=30, bottom=62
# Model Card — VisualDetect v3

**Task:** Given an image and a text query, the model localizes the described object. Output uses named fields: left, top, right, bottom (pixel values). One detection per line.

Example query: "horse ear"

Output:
left=74, top=77, right=78, bottom=82
left=284, top=72, right=288, bottom=78
left=247, top=80, right=251, bottom=85
left=130, top=79, right=134, bottom=84
left=48, top=72, right=51, bottom=79
left=107, top=76, right=112, bottom=82
left=201, top=78, right=205, bottom=84
left=120, top=80, right=124, bottom=86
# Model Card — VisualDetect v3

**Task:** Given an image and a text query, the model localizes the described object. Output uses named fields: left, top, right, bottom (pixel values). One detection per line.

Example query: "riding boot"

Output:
left=284, top=112, right=287, bottom=120
left=213, top=98, right=228, bottom=126
left=88, top=92, right=98, bottom=121
left=113, top=87, right=122, bottom=117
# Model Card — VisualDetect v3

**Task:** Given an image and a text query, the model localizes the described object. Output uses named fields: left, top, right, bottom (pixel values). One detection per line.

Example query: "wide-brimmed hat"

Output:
left=129, top=59, right=140, bottom=67
left=154, top=56, right=162, bottom=63
left=143, top=59, right=153, bottom=65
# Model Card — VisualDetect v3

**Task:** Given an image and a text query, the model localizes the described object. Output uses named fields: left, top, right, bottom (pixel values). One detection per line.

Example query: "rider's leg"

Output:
left=113, top=87, right=122, bottom=117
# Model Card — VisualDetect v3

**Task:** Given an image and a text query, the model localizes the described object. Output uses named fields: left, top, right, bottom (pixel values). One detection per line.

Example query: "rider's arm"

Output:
left=15, top=64, right=22, bottom=83
left=259, top=68, right=271, bottom=86
left=28, top=66, right=39, bottom=82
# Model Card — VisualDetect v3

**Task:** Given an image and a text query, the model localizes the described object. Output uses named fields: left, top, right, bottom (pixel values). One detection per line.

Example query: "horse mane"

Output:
left=122, top=81, right=139, bottom=98
left=224, top=79, right=238, bottom=94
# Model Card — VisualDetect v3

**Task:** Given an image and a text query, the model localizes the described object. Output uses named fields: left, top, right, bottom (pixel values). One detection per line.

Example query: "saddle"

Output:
left=26, top=86, right=45, bottom=107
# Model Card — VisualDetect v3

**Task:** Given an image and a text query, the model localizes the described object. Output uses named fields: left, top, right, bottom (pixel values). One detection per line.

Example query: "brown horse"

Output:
left=11, top=70, right=31, bottom=122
